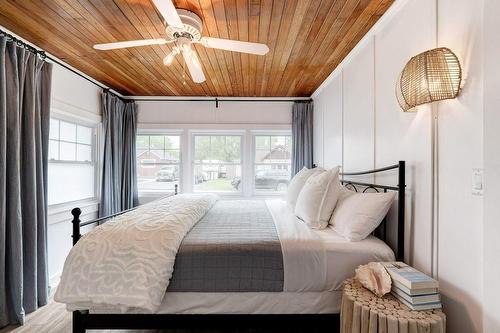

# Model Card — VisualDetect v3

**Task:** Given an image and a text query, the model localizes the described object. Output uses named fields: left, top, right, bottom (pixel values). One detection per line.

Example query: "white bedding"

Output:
left=266, top=199, right=394, bottom=292
left=62, top=198, right=394, bottom=314
left=55, top=194, right=218, bottom=313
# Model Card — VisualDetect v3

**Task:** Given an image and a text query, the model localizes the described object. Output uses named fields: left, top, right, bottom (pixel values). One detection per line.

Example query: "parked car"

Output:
left=156, top=165, right=178, bottom=182
left=255, top=169, right=290, bottom=191
left=231, top=170, right=291, bottom=191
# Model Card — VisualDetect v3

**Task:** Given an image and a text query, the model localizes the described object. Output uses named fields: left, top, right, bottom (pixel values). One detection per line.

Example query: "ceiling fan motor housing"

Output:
left=165, top=9, right=203, bottom=41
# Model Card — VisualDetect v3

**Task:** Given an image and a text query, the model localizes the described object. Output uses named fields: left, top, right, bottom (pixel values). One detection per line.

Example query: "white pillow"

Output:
left=286, top=167, right=322, bottom=211
left=294, top=167, right=341, bottom=229
left=330, top=189, right=396, bottom=241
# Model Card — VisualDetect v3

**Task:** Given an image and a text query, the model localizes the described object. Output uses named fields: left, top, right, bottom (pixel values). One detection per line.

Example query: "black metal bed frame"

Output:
left=68, top=161, right=405, bottom=333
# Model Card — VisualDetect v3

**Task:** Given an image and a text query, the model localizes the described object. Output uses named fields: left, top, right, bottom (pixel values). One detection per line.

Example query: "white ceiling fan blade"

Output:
left=94, top=38, right=167, bottom=50
left=201, top=37, right=269, bottom=55
left=151, top=0, right=184, bottom=29
left=182, top=49, right=205, bottom=83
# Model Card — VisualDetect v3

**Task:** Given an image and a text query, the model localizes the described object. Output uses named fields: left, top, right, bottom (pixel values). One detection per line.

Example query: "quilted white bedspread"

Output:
left=54, top=193, right=218, bottom=313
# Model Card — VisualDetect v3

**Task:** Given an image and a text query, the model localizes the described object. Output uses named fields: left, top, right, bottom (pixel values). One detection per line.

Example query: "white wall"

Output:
left=343, top=39, right=375, bottom=174
left=137, top=100, right=292, bottom=125
left=312, top=0, right=486, bottom=331
left=435, top=1, right=484, bottom=332
left=482, top=0, right=500, bottom=331
left=47, top=64, right=102, bottom=291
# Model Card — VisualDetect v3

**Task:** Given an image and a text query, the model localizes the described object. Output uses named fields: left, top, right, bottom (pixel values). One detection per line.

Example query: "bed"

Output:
left=61, top=161, right=405, bottom=332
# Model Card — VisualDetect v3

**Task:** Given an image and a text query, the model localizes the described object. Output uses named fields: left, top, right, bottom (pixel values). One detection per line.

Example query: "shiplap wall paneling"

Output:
left=436, top=0, right=484, bottom=332
left=322, top=72, right=343, bottom=169
left=342, top=38, right=375, bottom=177
left=374, top=0, right=435, bottom=274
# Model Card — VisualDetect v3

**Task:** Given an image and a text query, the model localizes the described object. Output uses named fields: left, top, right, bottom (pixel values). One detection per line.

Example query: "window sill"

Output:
left=139, top=191, right=177, bottom=197
left=48, top=199, right=99, bottom=225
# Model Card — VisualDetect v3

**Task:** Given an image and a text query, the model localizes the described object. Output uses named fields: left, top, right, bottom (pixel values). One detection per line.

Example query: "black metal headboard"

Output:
left=338, top=161, right=405, bottom=261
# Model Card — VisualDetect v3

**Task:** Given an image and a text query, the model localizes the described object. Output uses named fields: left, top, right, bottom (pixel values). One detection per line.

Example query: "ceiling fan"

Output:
left=93, top=0, right=270, bottom=84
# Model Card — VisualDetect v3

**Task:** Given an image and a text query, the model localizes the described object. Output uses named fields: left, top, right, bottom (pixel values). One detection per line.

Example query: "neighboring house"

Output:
left=137, top=150, right=178, bottom=177
left=261, top=145, right=291, bottom=170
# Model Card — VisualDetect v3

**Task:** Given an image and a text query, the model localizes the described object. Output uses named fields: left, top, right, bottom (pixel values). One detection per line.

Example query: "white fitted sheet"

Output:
left=78, top=199, right=394, bottom=314
left=266, top=199, right=395, bottom=292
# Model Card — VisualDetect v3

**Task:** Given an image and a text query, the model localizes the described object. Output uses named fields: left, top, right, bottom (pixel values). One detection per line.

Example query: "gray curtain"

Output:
left=0, top=36, right=52, bottom=327
left=100, top=92, right=138, bottom=217
left=291, top=100, right=314, bottom=176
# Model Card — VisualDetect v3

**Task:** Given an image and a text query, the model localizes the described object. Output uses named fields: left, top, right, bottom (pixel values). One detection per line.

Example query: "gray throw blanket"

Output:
left=167, top=200, right=284, bottom=292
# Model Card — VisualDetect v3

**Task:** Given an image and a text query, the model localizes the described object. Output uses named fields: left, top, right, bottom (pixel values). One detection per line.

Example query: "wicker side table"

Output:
left=341, top=278, right=446, bottom=333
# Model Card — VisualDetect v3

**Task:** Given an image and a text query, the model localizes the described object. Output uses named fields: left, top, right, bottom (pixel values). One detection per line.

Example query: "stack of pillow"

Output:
left=287, top=166, right=395, bottom=241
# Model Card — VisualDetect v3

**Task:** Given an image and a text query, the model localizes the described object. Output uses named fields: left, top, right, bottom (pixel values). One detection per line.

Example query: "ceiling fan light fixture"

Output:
left=163, top=47, right=180, bottom=66
left=181, top=43, right=192, bottom=54
left=189, top=51, right=202, bottom=69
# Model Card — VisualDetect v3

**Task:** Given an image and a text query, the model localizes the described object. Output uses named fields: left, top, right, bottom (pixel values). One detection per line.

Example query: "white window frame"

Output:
left=190, top=130, right=245, bottom=196
left=251, top=130, right=292, bottom=197
left=49, top=118, right=96, bottom=164
left=137, top=125, right=292, bottom=197
left=136, top=130, right=184, bottom=199
left=47, top=112, right=99, bottom=210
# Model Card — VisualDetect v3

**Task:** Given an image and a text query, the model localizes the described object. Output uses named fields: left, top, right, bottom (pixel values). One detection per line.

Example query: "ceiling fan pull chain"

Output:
left=182, top=56, right=187, bottom=85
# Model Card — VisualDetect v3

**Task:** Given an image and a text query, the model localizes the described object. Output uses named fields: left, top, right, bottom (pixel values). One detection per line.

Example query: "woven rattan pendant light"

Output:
left=396, top=47, right=462, bottom=112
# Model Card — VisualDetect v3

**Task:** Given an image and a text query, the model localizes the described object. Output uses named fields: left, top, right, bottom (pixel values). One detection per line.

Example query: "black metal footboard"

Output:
left=71, top=184, right=178, bottom=245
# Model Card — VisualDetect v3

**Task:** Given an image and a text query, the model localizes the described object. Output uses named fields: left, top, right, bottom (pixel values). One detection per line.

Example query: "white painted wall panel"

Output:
left=322, top=72, right=343, bottom=169
left=137, top=100, right=292, bottom=125
left=312, top=0, right=488, bottom=330
left=374, top=0, right=435, bottom=274
left=51, top=64, right=100, bottom=116
left=342, top=38, right=375, bottom=173
left=483, top=1, right=500, bottom=332
left=437, top=0, right=484, bottom=331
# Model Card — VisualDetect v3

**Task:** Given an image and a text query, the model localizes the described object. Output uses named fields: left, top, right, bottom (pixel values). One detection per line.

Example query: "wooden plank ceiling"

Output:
left=0, top=0, right=393, bottom=97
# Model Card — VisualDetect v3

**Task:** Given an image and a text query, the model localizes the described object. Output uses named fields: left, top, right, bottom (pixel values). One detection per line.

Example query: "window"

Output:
left=136, top=134, right=180, bottom=194
left=193, top=135, right=242, bottom=192
left=48, top=118, right=96, bottom=205
left=254, top=135, right=292, bottom=193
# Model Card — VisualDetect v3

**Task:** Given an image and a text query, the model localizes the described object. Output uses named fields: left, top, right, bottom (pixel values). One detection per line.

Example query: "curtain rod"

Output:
left=131, top=98, right=311, bottom=102
left=130, top=98, right=312, bottom=108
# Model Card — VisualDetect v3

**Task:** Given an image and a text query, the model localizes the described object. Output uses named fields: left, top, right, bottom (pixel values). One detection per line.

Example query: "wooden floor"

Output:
left=0, top=300, right=334, bottom=333
left=0, top=301, right=148, bottom=333
left=0, top=300, right=73, bottom=333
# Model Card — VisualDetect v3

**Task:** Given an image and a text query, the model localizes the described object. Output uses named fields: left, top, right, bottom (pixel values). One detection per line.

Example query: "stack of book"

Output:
left=382, top=262, right=441, bottom=311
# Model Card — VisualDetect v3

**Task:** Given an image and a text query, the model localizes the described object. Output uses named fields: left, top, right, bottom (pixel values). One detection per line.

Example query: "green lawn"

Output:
left=194, top=178, right=236, bottom=192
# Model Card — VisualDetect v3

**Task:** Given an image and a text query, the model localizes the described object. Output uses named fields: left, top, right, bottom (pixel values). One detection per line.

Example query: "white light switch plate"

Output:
left=472, top=168, right=483, bottom=196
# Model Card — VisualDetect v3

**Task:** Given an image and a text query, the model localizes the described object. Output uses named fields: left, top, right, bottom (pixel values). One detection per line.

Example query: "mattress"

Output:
left=85, top=199, right=394, bottom=315
left=93, top=290, right=343, bottom=314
